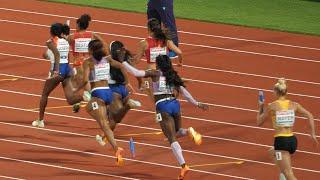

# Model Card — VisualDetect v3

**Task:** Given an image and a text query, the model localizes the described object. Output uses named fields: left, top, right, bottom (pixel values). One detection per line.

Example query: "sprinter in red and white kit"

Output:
left=133, top=18, right=182, bottom=90
left=68, top=14, right=106, bottom=112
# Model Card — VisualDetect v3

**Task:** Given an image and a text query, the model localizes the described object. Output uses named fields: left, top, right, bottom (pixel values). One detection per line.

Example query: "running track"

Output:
left=0, top=0, right=319, bottom=179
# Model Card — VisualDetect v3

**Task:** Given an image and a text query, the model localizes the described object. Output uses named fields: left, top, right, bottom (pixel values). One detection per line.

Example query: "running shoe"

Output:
left=127, top=99, right=142, bottom=109
left=178, top=165, right=190, bottom=180
left=115, top=147, right=124, bottom=166
left=32, top=119, right=45, bottom=128
left=95, top=135, right=106, bottom=146
left=83, top=91, right=91, bottom=102
left=72, top=103, right=81, bottom=113
left=188, top=127, right=202, bottom=145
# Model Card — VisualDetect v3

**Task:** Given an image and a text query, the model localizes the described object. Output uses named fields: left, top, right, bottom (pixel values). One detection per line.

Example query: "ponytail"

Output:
left=156, top=55, right=184, bottom=89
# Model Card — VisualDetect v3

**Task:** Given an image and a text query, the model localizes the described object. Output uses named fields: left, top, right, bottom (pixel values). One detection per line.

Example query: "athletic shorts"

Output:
left=50, top=63, right=72, bottom=79
left=156, top=98, right=180, bottom=117
left=91, top=87, right=113, bottom=105
left=109, top=84, right=129, bottom=99
left=274, top=136, right=297, bottom=154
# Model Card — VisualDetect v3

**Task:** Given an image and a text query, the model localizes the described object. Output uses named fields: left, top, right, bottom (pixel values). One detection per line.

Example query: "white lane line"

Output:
left=0, top=94, right=318, bottom=157
left=0, top=7, right=319, bottom=51
left=1, top=19, right=320, bottom=63
left=0, top=138, right=253, bottom=180
left=1, top=117, right=319, bottom=166
left=1, top=72, right=320, bottom=118
left=0, top=175, right=25, bottom=180
left=0, top=155, right=139, bottom=180
left=1, top=38, right=320, bottom=86
left=0, top=120, right=319, bottom=175
left=0, top=88, right=319, bottom=139
left=0, top=50, right=319, bottom=100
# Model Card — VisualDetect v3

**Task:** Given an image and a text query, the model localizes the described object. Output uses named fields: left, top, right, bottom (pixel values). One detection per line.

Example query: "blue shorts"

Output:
left=51, top=63, right=72, bottom=79
left=91, top=87, right=113, bottom=105
left=156, top=98, right=180, bottom=117
left=109, top=84, right=129, bottom=99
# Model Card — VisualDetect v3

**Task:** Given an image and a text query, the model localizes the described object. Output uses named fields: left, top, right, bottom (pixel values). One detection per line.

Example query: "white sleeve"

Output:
left=122, top=61, right=146, bottom=77
left=179, top=86, right=199, bottom=106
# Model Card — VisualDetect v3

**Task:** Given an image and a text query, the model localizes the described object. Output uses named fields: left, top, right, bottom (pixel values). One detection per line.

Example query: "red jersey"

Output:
left=145, top=37, right=168, bottom=64
left=71, top=31, right=93, bottom=65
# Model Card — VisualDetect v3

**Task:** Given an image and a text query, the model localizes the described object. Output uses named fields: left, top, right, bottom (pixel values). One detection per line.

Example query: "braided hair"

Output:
left=156, top=55, right=185, bottom=89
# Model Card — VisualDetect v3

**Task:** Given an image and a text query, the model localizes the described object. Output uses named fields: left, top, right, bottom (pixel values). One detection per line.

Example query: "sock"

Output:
left=176, top=128, right=188, bottom=137
left=171, top=141, right=185, bottom=166
left=279, top=173, right=286, bottom=180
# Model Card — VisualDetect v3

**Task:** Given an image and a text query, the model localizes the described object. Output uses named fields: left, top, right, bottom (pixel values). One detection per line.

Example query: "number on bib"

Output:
left=92, top=102, right=99, bottom=110
left=275, top=151, right=282, bottom=161
left=158, top=76, right=166, bottom=91
left=155, top=113, right=162, bottom=123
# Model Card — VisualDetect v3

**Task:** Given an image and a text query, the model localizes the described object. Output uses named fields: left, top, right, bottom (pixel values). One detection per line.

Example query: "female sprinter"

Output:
left=121, top=54, right=208, bottom=179
left=133, top=18, right=182, bottom=90
left=32, top=23, right=87, bottom=128
left=257, top=78, right=318, bottom=180
left=76, top=39, right=127, bottom=165
left=95, top=41, right=141, bottom=146
left=68, top=14, right=106, bottom=112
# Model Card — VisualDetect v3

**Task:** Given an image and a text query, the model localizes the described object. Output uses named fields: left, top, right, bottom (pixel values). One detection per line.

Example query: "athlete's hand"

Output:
left=311, top=133, right=319, bottom=146
left=52, top=71, right=59, bottom=77
left=197, top=102, right=209, bottom=111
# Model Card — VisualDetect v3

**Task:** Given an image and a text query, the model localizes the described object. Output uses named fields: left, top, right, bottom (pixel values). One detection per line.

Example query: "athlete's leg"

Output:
left=38, top=76, right=63, bottom=120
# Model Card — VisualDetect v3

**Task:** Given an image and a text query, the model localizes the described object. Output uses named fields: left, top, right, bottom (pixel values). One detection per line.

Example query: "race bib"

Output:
left=150, top=46, right=167, bottom=63
left=57, top=41, right=69, bottom=63
left=75, top=38, right=91, bottom=53
left=94, top=63, right=110, bottom=81
left=276, top=110, right=295, bottom=127
left=155, top=113, right=162, bottom=123
left=158, top=76, right=166, bottom=92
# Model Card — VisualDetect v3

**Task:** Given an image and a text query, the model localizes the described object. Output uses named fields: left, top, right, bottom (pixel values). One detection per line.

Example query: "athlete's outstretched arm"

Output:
left=167, top=40, right=183, bottom=66
left=296, top=103, right=318, bottom=144
left=179, top=86, right=208, bottom=110
left=133, top=40, right=147, bottom=64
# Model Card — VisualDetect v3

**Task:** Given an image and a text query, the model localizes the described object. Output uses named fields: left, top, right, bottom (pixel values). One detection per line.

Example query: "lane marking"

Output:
left=1, top=19, right=320, bottom=63
left=0, top=155, right=139, bottom=180
left=0, top=72, right=319, bottom=123
left=0, top=138, right=253, bottom=179
left=117, top=132, right=163, bottom=137
left=0, top=175, right=25, bottom=180
left=190, top=161, right=244, bottom=168
left=0, top=120, right=319, bottom=174
left=0, top=7, right=319, bottom=51
left=0, top=51, right=319, bottom=100
left=0, top=78, right=18, bottom=82
left=1, top=88, right=320, bottom=138
left=0, top=106, right=318, bottom=157
left=1, top=39, right=320, bottom=86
